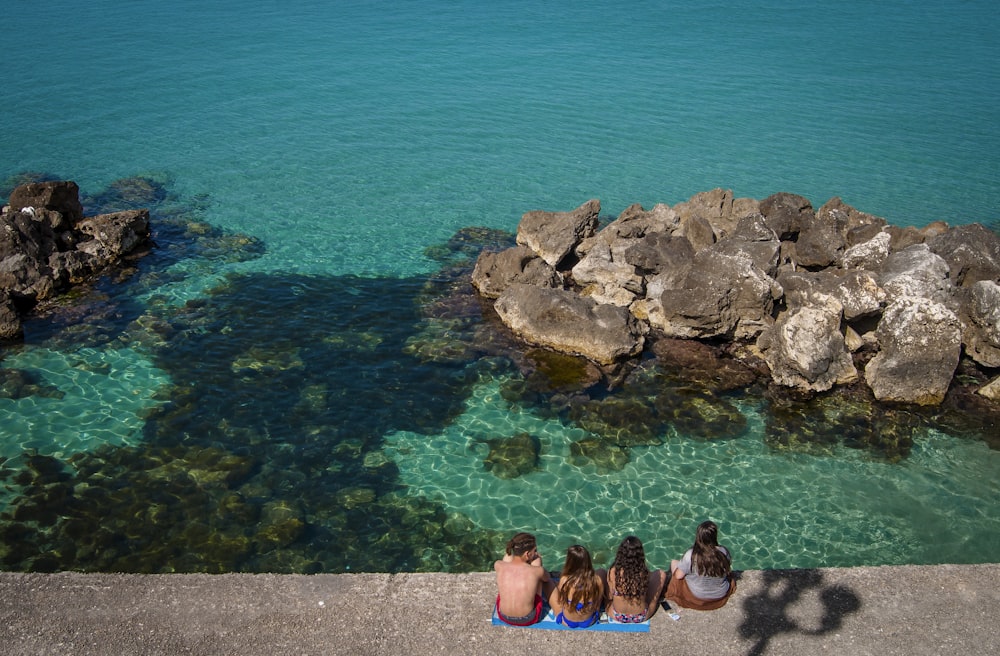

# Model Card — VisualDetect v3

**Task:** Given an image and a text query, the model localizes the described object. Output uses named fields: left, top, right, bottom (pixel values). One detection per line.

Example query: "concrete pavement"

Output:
left=2, top=564, right=998, bottom=655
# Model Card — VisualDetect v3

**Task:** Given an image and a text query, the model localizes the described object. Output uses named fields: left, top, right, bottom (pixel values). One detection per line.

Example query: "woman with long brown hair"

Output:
left=666, top=520, right=736, bottom=610
left=548, top=544, right=606, bottom=628
left=606, top=535, right=666, bottom=623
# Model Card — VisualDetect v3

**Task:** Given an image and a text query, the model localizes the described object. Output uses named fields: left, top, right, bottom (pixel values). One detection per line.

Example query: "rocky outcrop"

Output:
left=1, top=181, right=151, bottom=340
left=474, top=190, right=1000, bottom=406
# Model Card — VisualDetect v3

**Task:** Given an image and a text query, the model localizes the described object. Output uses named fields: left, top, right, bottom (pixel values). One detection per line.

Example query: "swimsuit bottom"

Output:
left=495, top=594, right=544, bottom=626
left=611, top=607, right=648, bottom=623
left=556, top=610, right=599, bottom=628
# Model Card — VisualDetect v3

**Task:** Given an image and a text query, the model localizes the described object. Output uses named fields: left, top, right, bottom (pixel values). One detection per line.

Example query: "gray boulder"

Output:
left=651, top=249, right=781, bottom=339
left=926, top=223, right=1000, bottom=287
left=471, top=245, right=562, bottom=299
left=580, top=203, right=678, bottom=245
left=962, top=280, right=1000, bottom=368
left=877, top=244, right=953, bottom=306
left=777, top=269, right=886, bottom=321
left=865, top=297, right=963, bottom=405
left=842, top=231, right=892, bottom=271
left=493, top=283, right=644, bottom=365
left=757, top=293, right=858, bottom=392
left=791, top=208, right=846, bottom=269
left=571, top=239, right=644, bottom=307
left=517, top=199, right=600, bottom=268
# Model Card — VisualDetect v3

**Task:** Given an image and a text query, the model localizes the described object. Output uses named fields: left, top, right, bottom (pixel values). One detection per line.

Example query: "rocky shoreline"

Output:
left=472, top=190, right=1000, bottom=406
left=1, top=181, right=152, bottom=341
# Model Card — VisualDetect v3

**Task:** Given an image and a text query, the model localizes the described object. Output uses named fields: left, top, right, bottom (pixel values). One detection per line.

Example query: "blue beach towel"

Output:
left=491, top=606, right=650, bottom=632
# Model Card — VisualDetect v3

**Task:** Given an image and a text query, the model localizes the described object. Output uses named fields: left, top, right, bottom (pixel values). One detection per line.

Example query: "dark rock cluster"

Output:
left=1, top=181, right=151, bottom=340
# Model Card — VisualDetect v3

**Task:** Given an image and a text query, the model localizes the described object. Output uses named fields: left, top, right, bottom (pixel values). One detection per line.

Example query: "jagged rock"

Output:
left=471, top=245, right=562, bottom=299
left=580, top=203, right=678, bottom=246
left=75, top=209, right=150, bottom=261
left=493, top=283, right=644, bottom=365
left=672, top=188, right=747, bottom=242
left=842, top=231, right=891, bottom=270
left=926, top=223, right=1000, bottom=287
left=877, top=244, right=953, bottom=306
left=833, top=270, right=887, bottom=320
left=757, top=293, right=858, bottom=392
left=865, top=297, right=963, bottom=405
left=516, top=199, right=600, bottom=268
left=817, top=196, right=887, bottom=241
left=625, top=234, right=695, bottom=283
left=0, top=290, right=21, bottom=340
left=571, top=239, right=644, bottom=306
left=711, top=237, right=781, bottom=278
left=962, top=280, right=1000, bottom=367
left=7, top=180, right=84, bottom=225
left=651, top=249, right=781, bottom=339
left=759, top=192, right=814, bottom=240
left=730, top=212, right=778, bottom=243
left=778, top=269, right=885, bottom=321
left=791, top=207, right=845, bottom=269
left=978, top=375, right=1000, bottom=401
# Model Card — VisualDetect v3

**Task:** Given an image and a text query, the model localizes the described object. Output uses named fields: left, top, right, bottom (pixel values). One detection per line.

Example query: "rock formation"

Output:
left=473, top=191, right=1000, bottom=406
left=1, top=181, right=151, bottom=340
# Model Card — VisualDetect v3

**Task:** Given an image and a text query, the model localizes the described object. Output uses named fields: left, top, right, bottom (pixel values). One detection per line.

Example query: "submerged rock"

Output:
left=568, top=437, right=630, bottom=471
left=483, top=432, right=540, bottom=479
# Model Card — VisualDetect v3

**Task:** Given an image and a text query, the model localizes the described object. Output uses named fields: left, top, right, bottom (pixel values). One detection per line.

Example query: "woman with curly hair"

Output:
left=606, top=535, right=666, bottom=623
left=666, top=520, right=736, bottom=611
left=548, top=544, right=606, bottom=628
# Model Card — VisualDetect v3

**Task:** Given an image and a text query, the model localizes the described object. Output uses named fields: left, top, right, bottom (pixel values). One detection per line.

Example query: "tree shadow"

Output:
left=738, top=568, right=862, bottom=656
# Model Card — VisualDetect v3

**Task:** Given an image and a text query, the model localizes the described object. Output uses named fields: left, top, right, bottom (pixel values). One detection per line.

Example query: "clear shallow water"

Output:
left=1, top=0, right=998, bottom=573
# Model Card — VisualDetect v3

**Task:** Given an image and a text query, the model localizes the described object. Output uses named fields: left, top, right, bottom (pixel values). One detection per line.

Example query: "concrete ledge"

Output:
left=1, top=564, right=998, bottom=655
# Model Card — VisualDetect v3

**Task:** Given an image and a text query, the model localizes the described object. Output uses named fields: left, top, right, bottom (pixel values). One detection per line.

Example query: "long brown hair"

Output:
left=611, top=536, right=649, bottom=599
left=556, top=545, right=602, bottom=612
left=691, top=521, right=731, bottom=578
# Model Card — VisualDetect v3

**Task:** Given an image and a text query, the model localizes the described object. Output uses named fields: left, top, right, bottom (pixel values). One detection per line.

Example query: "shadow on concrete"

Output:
left=737, top=568, right=862, bottom=656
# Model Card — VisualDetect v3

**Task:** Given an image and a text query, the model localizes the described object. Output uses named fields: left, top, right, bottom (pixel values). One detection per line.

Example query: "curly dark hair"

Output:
left=611, top=535, right=649, bottom=599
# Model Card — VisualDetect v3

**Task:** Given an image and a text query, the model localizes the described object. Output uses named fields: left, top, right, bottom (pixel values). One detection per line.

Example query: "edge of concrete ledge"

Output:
left=2, top=564, right=999, bottom=656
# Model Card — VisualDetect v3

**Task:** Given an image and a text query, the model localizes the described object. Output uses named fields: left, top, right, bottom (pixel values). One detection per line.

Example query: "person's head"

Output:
left=691, top=520, right=730, bottom=578
left=611, top=535, right=648, bottom=599
left=506, top=532, right=538, bottom=560
left=557, top=545, right=602, bottom=610
left=560, top=544, right=594, bottom=578
left=695, top=521, right=719, bottom=548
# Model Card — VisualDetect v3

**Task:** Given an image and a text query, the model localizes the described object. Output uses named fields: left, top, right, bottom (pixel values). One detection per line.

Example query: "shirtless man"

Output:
left=494, top=532, right=554, bottom=626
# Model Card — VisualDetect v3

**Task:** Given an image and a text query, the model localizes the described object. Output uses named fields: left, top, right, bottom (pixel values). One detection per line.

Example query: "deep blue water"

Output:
left=1, top=0, right=998, bottom=573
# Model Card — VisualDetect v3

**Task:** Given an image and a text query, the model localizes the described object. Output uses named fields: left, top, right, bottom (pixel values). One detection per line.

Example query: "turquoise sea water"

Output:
left=1, top=0, right=998, bottom=573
